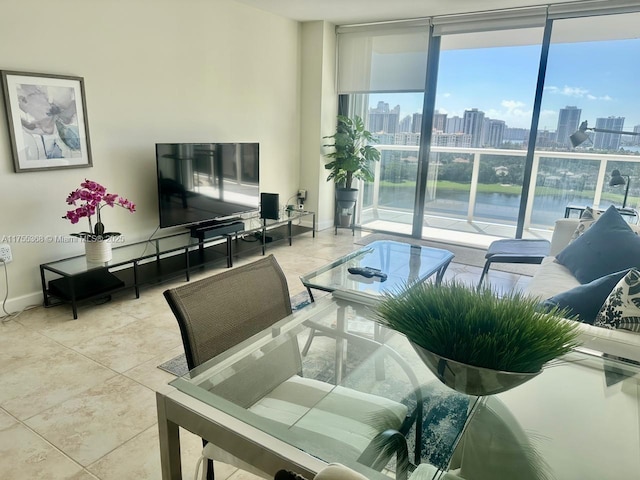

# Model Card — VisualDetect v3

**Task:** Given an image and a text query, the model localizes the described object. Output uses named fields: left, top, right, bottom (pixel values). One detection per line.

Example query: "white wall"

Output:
left=0, top=0, right=302, bottom=308
left=299, top=21, right=338, bottom=231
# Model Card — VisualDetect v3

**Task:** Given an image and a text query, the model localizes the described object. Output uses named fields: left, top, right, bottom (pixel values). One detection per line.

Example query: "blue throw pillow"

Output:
left=556, top=205, right=640, bottom=284
left=542, top=269, right=630, bottom=324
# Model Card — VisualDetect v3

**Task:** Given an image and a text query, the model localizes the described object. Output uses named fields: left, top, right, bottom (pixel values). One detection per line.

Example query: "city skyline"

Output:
left=368, top=37, right=640, bottom=132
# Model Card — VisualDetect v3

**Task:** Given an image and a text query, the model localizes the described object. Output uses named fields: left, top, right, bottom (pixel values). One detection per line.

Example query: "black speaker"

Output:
left=260, top=193, right=280, bottom=220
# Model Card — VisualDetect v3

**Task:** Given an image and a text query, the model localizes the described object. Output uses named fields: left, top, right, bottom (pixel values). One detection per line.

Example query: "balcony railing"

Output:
left=359, top=144, right=640, bottom=238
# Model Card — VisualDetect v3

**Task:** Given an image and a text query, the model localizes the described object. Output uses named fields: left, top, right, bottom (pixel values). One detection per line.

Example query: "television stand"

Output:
left=40, top=231, right=235, bottom=319
left=188, top=220, right=245, bottom=241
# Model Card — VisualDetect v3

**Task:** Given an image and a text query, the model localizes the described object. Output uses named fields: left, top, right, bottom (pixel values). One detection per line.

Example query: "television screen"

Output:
left=156, top=143, right=260, bottom=228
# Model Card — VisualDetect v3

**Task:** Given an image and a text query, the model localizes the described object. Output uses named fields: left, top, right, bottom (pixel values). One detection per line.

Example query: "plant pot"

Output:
left=339, top=213, right=353, bottom=227
left=411, top=342, right=541, bottom=396
left=85, top=239, right=113, bottom=264
left=336, top=188, right=358, bottom=210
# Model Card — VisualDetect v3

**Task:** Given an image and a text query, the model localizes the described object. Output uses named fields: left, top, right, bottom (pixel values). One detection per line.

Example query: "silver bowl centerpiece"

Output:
left=410, top=343, right=542, bottom=396
left=376, top=281, right=580, bottom=396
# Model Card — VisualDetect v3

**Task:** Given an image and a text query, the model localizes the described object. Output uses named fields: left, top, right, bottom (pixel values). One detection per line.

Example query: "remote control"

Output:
left=348, top=266, right=388, bottom=281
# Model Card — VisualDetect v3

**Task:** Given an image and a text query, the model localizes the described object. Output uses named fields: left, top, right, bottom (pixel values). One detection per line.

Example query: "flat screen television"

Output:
left=156, top=143, right=260, bottom=228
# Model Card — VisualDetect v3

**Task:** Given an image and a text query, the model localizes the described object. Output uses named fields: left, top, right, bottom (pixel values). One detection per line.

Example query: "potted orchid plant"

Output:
left=62, top=179, right=136, bottom=262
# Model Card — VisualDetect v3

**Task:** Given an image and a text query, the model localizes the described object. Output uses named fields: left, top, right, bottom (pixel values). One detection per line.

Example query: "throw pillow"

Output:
left=542, top=269, right=630, bottom=324
left=570, top=206, right=602, bottom=241
left=556, top=205, right=640, bottom=284
left=595, top=268, right=640, bottom=332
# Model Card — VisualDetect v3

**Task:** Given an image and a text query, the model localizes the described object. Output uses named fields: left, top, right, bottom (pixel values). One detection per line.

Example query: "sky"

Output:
left=370, top=38, right=640, bottom=132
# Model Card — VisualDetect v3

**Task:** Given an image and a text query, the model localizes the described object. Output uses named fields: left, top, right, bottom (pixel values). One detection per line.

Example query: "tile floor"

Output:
left=0, top=229, right=531, bottom=480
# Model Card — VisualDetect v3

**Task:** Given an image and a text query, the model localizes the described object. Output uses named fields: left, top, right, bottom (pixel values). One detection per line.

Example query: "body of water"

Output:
left=375, top=187, right=610, bottom=228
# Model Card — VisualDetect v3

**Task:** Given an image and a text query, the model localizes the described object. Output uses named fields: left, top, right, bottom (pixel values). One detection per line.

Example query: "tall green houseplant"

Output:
left=324, top=115, right=381, bottom=215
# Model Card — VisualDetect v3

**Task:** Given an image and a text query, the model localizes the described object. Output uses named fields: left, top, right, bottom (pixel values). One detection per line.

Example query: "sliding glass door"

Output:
left=423, top=26, right=544, bottom=239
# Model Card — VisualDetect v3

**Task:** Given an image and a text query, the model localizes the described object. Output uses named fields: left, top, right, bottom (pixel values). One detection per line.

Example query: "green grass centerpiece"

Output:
left=376, top=282, right=581, bottom=395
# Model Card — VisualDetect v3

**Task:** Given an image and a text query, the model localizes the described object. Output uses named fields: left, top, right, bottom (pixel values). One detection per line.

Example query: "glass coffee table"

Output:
left=300, top=240, right=454, bottom=302
left=299, top=240, right=454, bottom=369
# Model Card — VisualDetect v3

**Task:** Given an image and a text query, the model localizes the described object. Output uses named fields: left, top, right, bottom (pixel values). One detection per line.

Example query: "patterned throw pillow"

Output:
left=571, top=206, right=602, bottom=240
left=594, top=268, right=640, bottom=332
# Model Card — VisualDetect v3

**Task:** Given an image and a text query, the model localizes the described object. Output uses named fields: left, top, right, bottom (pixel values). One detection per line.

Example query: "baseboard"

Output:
left=2, top=290, right=44, bottom=316
left=316, top=219, right=335, bottom=231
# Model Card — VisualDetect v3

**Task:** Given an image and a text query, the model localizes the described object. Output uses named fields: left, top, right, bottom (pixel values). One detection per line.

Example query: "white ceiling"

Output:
left=232, top=0, right=578, bottom=25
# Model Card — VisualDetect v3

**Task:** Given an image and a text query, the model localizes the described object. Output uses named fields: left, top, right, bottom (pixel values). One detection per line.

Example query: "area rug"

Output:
left=356, top=232, right=540, bottom=277
left=157, top=290, right=313, bottom=377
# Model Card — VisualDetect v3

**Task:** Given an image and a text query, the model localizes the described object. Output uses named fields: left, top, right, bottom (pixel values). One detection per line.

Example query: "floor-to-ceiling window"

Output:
left=337, top=21, right=428, bottom=235
left=336, top=5, right=640, bottom=243
left=529, top=12, right=640, bottom=228
left=424, top=21, right=545, bottom=239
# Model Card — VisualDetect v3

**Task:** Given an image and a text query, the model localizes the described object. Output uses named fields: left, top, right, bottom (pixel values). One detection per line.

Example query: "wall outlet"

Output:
left=297, top=189, right=307, bottom=200
left=0, top=244, right=12, bottom=264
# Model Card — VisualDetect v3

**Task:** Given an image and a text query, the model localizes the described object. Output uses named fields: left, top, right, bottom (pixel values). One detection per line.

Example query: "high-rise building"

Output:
left=634, top=125, right=640, bottom=146
left=372, top=133, right=395, bottom=145
left=484, top=119, right=506, bottom=148
left=504, top=127, right=529, bottom=143
left=536, top=129, right=555, bottom=149
left=368, top=101, right=400, bottom=134
left=445, top=116, right=463, bottom=134
left=556, top=106, right=581, bottom=148
left=394, top=132, right=421, bottom=146
left=432, top=112, right=447, bottom=132
left=463, top=108, right=485, bottom=147
left=432, top=132, right=472, bottom=148
left=412, top=113, right=423, bottom=133
left=399, top=115, right=412, bottom=133
left=593, top=116, right=625, bottom=150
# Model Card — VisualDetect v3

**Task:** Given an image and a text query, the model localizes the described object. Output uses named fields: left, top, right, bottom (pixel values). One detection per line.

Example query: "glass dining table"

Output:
left=157, top=293, right=640, bottom=480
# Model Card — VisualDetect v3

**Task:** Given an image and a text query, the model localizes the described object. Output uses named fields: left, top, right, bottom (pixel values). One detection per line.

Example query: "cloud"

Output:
left=486, top=100, right=531, bottom=121
left=545, top=85, right=612, bottom=101
left=501, top=100, right=526, bottom=111
left=561, top=86, right=589, bottom=97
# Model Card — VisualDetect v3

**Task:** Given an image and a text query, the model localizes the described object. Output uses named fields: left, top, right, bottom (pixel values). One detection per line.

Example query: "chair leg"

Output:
left=301, top=328, right=316, bottom=356
left=477, top=259, right=492, bottom=289
left=206, top=459, right=215, bottom=480
left=202, top=439, right=215, bottom=480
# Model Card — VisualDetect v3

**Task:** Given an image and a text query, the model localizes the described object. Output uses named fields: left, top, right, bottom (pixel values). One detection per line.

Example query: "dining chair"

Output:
left=163, top=254, right=416, bottom=480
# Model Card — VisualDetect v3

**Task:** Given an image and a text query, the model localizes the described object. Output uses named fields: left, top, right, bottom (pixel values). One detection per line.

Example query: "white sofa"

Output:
left=523, top=217, right=640, bottom=362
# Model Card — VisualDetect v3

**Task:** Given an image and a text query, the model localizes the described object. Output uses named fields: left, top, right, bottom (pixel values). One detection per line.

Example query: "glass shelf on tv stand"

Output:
left=39, top=231, right=233, bottom=319
left=239, top=209, right=316, bottom=254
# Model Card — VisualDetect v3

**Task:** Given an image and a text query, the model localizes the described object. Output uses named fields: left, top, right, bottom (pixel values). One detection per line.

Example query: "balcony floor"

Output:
left=362, top=213, right=554, bottom=249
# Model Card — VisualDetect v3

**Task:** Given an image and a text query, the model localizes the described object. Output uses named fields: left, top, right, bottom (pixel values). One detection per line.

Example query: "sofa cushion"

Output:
left=542, top=269, right=630, bottom=324
left=555, top=205, right=640, bottom=284
left=594, top=268, right=640, bottom=332
left=523, top=256, right=580, bottom=301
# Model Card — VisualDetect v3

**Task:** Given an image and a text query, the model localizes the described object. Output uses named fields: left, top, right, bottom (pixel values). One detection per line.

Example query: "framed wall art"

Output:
left=1, top=70, right=92, bottom=172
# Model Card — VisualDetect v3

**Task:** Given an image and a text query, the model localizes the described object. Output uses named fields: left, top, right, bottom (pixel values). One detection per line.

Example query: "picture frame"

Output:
left=1, top=70, right=92, bottom=172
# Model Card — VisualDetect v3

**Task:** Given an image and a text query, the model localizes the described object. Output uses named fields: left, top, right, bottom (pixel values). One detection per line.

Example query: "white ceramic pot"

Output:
left=85, top=239, right=113, bottom=263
